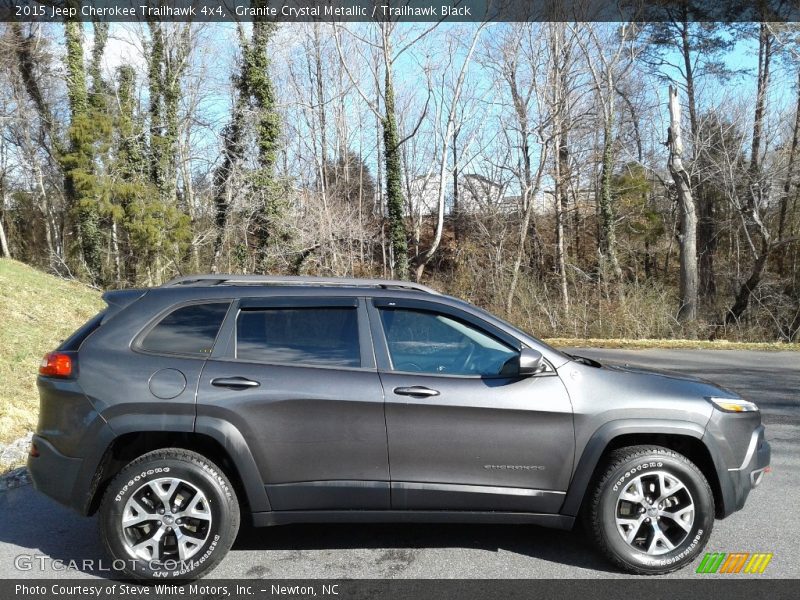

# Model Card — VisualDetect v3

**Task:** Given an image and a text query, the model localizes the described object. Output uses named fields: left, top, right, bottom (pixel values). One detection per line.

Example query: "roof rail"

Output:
left=161, top=274, right=440, bottom=295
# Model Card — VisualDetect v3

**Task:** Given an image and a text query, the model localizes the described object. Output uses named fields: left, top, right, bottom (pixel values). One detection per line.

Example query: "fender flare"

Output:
left=93, top=414, right=271, bottom=513
left=560, top=419, right=709, bottom=517
left=193, top=416, right=272, bottom=512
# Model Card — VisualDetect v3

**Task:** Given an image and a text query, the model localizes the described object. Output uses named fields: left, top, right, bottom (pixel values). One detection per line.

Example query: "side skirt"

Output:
left=251, top=510, right=575, bottom=530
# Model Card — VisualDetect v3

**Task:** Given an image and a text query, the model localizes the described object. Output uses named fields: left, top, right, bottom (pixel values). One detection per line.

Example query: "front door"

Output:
left=197, top=296, right=389, bottom=510
left=369, top=298, right=574, bottom=513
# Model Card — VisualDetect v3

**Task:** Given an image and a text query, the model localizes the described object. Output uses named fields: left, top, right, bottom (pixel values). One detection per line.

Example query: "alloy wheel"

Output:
left=121, top=477, right=212, bottom=562
left=614, top=470, right=695, bottom=555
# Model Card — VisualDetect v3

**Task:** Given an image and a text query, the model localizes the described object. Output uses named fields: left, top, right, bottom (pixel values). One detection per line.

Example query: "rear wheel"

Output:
left=588, top=445, right=714, bottom=575
left=99, top=448, right=239, bottom=580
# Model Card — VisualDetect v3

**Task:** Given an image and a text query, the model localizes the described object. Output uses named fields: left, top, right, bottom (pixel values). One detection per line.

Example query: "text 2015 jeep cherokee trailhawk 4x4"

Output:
left=29, top=275, right=770, bottom=579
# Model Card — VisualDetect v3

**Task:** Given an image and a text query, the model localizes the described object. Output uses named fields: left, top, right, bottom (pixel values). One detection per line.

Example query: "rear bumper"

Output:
left=27, top=434, right=84, bottom=509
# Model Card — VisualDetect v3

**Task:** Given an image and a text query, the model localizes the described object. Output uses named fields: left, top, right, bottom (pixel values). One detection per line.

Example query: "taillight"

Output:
left=39, top=352, right=74, bottom=378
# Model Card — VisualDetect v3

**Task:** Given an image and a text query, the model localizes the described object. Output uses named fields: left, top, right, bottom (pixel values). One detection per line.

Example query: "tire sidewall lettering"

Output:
left=611, top=460, right=664, bottom=493
left=114, top=467, right=171, bottom=502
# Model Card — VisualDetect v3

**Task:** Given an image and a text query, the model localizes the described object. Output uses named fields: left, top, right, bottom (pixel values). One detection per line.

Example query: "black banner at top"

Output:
left=1, top=0, right=799, bottom=23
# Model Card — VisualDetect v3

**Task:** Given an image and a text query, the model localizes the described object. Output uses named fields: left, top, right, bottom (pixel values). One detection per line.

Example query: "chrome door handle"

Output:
left=211, top=377, right=260, bottom=389
left=393, top=386, right=440, bottom=398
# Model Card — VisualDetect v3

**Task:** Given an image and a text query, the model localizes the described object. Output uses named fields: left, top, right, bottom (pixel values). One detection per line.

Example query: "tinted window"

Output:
left=59, top=311, right=105, bottom=351
left=140, top=303, right=229, bottom=356
left=236, top=308, right=360, bottom=367
left=379, top=308, right=517, bottom=376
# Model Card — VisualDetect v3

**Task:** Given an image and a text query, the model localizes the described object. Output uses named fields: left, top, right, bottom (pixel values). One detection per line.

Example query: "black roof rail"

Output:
left=161, top=274, right=440, bottom=295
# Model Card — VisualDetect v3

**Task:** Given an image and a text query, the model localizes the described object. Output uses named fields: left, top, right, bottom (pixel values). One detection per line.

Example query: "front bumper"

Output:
left=728, top=425, right=771, bottom=511
left=704, top=420, right=771, bottom=518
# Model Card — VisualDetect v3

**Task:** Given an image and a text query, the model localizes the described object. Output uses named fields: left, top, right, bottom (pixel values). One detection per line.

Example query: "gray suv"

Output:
left=28, top=275, right=770, bottom=579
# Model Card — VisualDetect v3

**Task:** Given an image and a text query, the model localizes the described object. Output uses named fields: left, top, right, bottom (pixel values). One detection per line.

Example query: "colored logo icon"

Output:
left=696, top=552, right=773, bottom=574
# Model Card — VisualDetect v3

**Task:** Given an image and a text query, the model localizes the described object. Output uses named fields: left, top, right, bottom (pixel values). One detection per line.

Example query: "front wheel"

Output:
left=588, top=445, right=714, bottom=575
left=99, top=448, right=240, bottom=580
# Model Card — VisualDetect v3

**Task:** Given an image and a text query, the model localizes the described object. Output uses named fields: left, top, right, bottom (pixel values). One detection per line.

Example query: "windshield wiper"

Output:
left=567, top=353, right=602, bottom=368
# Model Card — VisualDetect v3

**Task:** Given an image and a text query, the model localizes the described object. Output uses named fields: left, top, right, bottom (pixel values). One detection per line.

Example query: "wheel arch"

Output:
left=562, top=420, right=726, bottom=519
left=86, top=420, right=270, bottom=517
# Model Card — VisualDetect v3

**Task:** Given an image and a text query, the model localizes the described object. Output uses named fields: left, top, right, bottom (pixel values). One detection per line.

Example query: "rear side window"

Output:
left=236, top=307, right=360, bottom=367
left=139, top=303, right=230, bottom=356
left=58, top=311, right=106, bottom=351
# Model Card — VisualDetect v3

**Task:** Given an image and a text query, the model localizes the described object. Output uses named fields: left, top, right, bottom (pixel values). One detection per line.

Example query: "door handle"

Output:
left=393, top=386, right=440, bottom=398
left=211, top=377, right=260, bottom=389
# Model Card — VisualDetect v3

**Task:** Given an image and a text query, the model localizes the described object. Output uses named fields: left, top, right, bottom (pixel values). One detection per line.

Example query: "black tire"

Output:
left=588, top=445, right=714, bottom=575
left=99, top=448, right=240, bottom=580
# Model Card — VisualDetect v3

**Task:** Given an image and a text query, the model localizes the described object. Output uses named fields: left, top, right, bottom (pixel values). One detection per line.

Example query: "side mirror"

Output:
left=518, top=348, right=545, bottom=376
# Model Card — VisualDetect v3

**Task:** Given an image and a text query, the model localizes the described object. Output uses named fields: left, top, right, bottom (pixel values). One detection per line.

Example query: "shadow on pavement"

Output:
left=0, top=485, right=616, bottom=578
left=0, top=484, right=107, bottom=578
left=231, top=519, right=616, bottom=574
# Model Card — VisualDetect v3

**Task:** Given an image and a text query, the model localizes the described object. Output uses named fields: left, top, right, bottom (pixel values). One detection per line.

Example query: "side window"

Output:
left=139, top=303, right=230, bottom=356
left=379, top=308, right=518, bottom=376
left=236, top=307, right=360, bottom=367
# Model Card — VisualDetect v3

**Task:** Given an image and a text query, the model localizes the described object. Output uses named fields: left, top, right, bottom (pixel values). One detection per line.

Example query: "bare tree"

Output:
left=413, top=24, right=485, bottom=281
left=573, top=23, right=637, bottom=278
left=667, top=85, right=698, bottom=322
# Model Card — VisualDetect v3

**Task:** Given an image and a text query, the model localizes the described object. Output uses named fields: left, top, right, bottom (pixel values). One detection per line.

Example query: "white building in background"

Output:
left=407, top=175, right=440, bottom=217
left=407, top=173, right=514, bottom=216
left=458, top=174, right=507, bottom=213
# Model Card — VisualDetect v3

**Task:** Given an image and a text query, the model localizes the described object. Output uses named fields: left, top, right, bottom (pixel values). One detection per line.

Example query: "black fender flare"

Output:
left=193, top=416, right=272, bottom=512
left=560, top=419, right=712, bottom=517
left=90, top=414, right=271, bottom=514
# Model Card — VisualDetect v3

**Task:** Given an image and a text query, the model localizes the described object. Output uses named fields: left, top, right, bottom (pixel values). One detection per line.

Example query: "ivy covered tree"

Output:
left=246, top=11, right=285, bottom=270
left=60, top=20, right=112, bottom=283
left=382, top=56, right=409, bottom=279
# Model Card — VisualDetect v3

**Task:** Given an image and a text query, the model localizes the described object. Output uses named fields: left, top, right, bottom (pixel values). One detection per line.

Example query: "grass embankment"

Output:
left=0, top=259, right=103, bottom=445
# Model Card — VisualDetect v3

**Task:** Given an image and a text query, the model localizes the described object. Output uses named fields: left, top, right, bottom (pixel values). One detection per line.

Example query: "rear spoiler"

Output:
left=101, top=289, right=147, bottom=320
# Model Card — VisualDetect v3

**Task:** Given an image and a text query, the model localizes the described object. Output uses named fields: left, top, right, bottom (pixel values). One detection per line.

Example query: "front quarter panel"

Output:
left=558, top=360, right=716, bottom=516
left=562, top=361, right=716, bottom=453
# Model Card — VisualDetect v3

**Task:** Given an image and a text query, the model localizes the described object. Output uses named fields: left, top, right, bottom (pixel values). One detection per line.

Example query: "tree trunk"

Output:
left=750, top=23, right=772, bottom=179
left=679, top=19, right=713, bottom=300
left=452, top=127, right=459, bottom=243
left=598, top=120, right=621, bottom=278
left=211, top=93, right=247, bottom=273
left=111, top=219, right=120, bottom=282
left=667, top=85, right=698, bottom=322
left=507, top=144, right=547, bottom=315
left=555, top=131, right=570, bottom=315
left=0, top=195, right=10, bottom=258
left=725, top=239, right=769, bottom=326
left=313, top=23, right=328, bottom=187
left=778, top=69, right=800, bottom=276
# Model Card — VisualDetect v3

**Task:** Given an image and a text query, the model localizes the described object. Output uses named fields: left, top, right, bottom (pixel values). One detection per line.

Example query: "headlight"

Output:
left=707, top=397, right=759, bottom=413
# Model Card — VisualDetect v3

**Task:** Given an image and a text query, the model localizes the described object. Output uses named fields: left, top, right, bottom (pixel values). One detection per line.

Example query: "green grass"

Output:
left=0, top=259, right=103, bottom=445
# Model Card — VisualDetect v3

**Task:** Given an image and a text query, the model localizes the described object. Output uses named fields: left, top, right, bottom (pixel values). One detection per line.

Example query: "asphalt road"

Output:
left=0, top=349, right=797, bottom=580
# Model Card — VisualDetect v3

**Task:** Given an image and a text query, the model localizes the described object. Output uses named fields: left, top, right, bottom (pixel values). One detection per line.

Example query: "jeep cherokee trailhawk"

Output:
left=29, top=275, right=770, bottom=579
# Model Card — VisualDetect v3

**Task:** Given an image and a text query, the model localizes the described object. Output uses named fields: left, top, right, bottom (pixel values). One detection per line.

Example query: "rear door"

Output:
left=369, top=298, right=574, bottom=513
left=196, top=296, right=389, bottom=510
